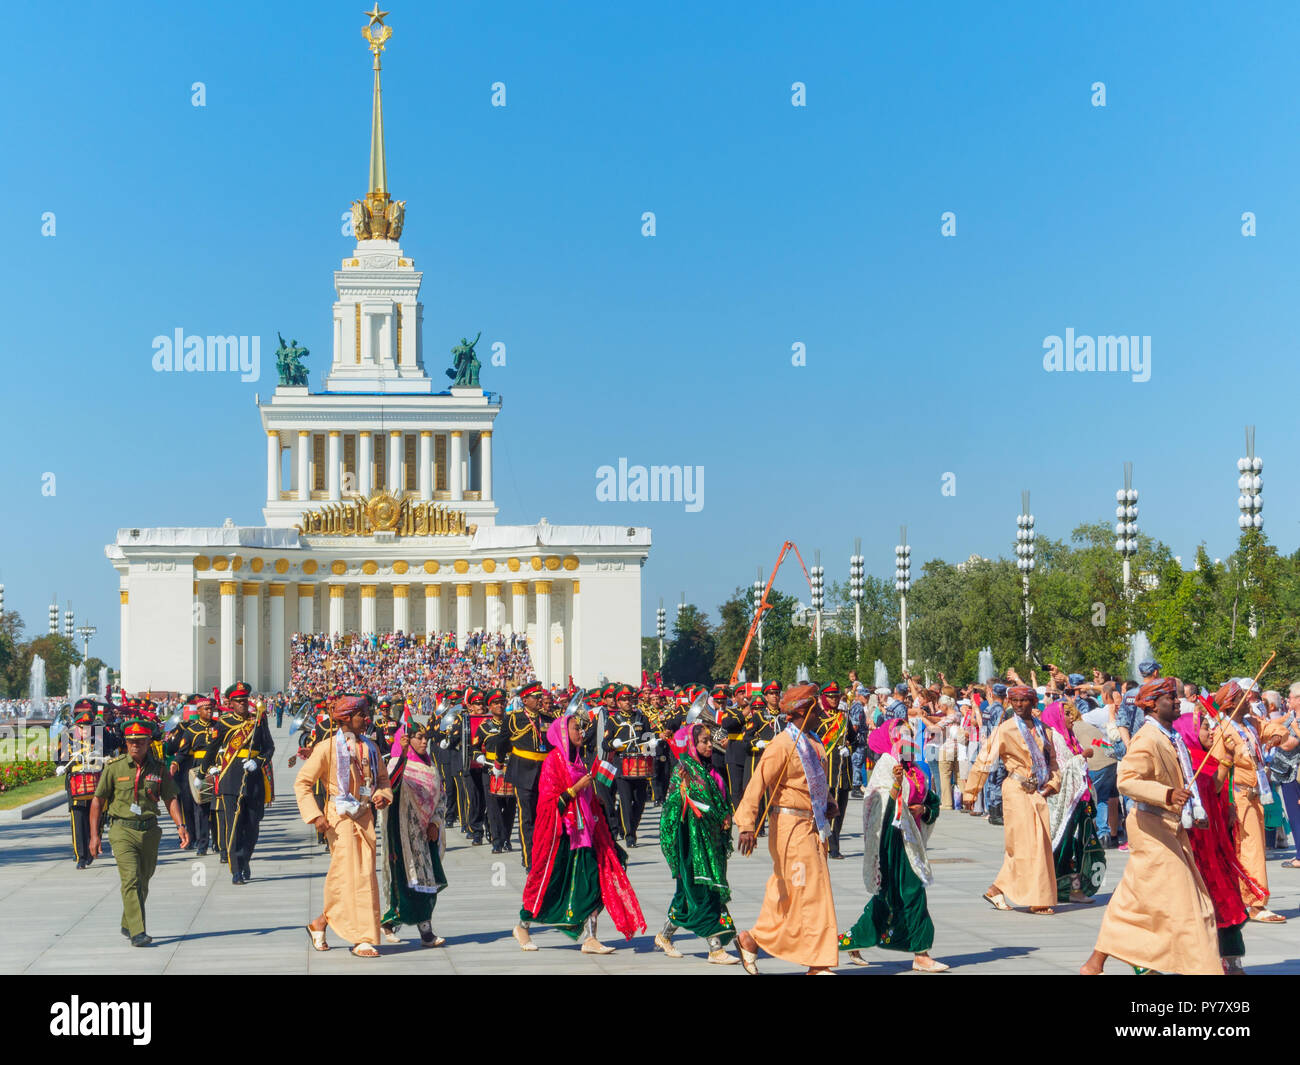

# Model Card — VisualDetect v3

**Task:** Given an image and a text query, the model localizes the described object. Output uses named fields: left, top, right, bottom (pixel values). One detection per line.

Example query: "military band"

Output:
left=199, top=681, right=275, bottom=885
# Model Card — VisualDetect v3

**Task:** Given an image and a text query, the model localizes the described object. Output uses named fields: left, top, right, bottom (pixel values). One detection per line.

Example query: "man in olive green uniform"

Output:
left=90, top=715, right=189, bottom=946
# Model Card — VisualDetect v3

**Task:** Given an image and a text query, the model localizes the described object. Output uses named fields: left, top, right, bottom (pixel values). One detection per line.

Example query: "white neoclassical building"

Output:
left=105, top=11, right=650, bottom=693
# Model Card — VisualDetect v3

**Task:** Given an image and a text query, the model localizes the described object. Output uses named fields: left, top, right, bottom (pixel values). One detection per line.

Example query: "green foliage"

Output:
left=651, top=523, right=1298, bottom=691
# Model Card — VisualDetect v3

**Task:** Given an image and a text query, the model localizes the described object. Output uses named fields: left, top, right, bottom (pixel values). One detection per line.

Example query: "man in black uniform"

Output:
left=591, top=683, right=622, bottom=837
left=461, top=689, right=487, bottom=845
left=717, top=684, right=750, bottom=811
left=432, top=688, right=466, bottom=829
left=57, top=699, right=103, bottom=868
left=607, top=685, right=651, bottom=847
left=166, top=694, right=220, bottom=855
left=815, top=681, right=854, bottom=859
left=373, top=697, right=400, bottom=758
left=475, top=688, right=516, bottom=853
left=503, top=681, right=550, bottom=869
left=200, top=681, right=274, bottom=884
left=707, top=683, right=735, bottom=804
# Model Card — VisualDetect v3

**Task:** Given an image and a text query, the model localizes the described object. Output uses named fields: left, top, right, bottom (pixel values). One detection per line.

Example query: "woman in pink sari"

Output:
left=512, top=712, right=645, bottom=953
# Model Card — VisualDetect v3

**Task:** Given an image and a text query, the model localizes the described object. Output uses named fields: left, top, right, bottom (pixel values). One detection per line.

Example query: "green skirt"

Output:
left=519, top=835, right=602, bottom=939
left=667, top=828, right=736, bottom=945
left=1054, top=797, right=1106, bottom=902
left=382, top=814, right=448, bottom=929
left=839, top=797, right=934, bottom=954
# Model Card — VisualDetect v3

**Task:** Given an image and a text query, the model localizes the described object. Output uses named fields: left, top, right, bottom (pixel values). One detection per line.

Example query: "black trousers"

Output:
left=516, top=782, right=539, bottom=868
left=437, top=753, right=461, bottom=823
left=462, top=768, right=486, bottom=840
left=828, top=785, right=850, bottom=855
left=615, top=776, right=649, bottom=842
left=193, top=797, right=213, bottom=851
left=177, top=777, right=197, bottom=845
left=652, top=756, right=671, bottom=803
left=481, top=775, right=517, bottom=848
left=218, top=789, right=264, bottom=875
left=725, top=759, right=747, bottom=811
left=595, top=780, right=620, bottom=837
left=70, top=802, right=91, bottom=863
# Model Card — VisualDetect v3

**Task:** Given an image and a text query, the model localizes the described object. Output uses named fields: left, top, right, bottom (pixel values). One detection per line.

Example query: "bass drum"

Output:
left=189, top=767, right=216, bottom=805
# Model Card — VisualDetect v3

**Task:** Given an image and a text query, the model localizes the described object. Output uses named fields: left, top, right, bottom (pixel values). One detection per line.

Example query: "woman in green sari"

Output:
left=380, top=724, right=449, bottom=947
left=1042, top=702, right=1105, bottom=904
left=655, top=722, right=739, bottom=965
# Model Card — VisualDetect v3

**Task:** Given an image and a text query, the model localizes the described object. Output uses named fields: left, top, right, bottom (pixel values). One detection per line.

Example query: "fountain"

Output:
left=873, top=659, right=889, bottom=690
left=99, top=666, right=108, bottom=698
left=977, top=647, right=995, bottom=684
left=28, top=654, right=46, bottom=717
left=795, top=663, right=810, bottom=684
left=1126, top=630, right=1154, bottom=682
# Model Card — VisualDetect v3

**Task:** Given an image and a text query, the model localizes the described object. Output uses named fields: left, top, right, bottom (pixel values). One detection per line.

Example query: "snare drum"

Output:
left=489, top=768, right=515, bottom=796
left=69, top=771, right=100, bottom=798
left=620, top=754, right=652, bottom=779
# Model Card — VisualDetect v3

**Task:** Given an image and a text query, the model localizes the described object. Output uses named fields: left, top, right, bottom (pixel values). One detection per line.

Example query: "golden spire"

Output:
left=351, top=7, right=405, bottom=242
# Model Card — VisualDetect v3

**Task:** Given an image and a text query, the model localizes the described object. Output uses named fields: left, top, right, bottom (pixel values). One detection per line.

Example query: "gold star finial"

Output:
left=364, top=4, right=389, bottom=27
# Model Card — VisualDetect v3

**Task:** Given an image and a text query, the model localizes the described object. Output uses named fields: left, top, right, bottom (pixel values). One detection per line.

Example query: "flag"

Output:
left=594, top=759, right=618, bottom=788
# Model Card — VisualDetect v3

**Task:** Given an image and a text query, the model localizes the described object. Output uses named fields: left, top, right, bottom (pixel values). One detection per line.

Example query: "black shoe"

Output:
left=75, top=860, right=86, bottom=869
left=472, top=836, right=484, bottom=846
left=219, top=854, right=228, bottom=864
left=830, top=851, right=844, bottom=860
left=197, top=846, right=208, bottom=856
left=232, top=872, right=244, bottom=885
left=504, top=841, right=513, bottom=852
left=850, top=788, right=864, bottom=799
left=491, top=844, right=503, bottom=854
left=121, top=926, right=129, bottom=938
left=130, top=933, right=152, bottom=947
left=627, top=837, right=637, bottom=848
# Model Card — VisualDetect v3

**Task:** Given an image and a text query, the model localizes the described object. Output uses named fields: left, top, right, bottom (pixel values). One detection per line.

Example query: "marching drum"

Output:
left=69, top=770, right=100, bottom=798
left=620, top=754, right=652, bottom=779
left=489, top=769, right=515, bottom=796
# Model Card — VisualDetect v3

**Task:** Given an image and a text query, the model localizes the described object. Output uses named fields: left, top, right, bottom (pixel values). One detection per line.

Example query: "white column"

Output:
left=266, top=431, right=280, bottom=502
left=534, top=580, right=552, bottom=687
left=327, top=431, right=341, bottom=500
left=297, top=583, right=314, bottom=634
left=425, top=584, right=442, bottom=634
left=242, top=583, right=260, bottom=689
left=269, top=583, right=286, bottom=691
left=449, top=431, right=464, bottom=500
left=571, top=580, right=581, bottom=685
left=387, top=431, right=402, bottom=494
left=418, top=431, right=432, bottom=500
left=455, top=584, right=471, bottom=642
left=296, top=431, right=310, bottom=501
left=361, top=585, right=377, bottom=637
left=119, top=587, right=130, bottom=690
left=485, top=582, right=503, bottom=634
left=393, top=584, right=410, bottom=633
left=358, top=431, right=373, bottom=496
left=480, top=430, right=493, bottom=501
left=511, top=581, right=527, bottom=638
left=329, top=584, right=345, bottom=636
left=219, top=580, right=236, bottom=692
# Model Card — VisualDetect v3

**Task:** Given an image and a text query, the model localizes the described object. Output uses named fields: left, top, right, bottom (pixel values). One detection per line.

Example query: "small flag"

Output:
left=594, top=759, right=618, bottom=788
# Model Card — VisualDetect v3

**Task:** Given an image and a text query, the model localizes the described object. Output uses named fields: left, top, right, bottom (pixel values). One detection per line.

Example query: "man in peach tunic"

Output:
left=964, top=686, right=1059, bottom=913
left=734, top=683, right=839, bottom=974
left=1081, top=677, right=1219, bottom=974
left=295, top=694, right=394, bottom=957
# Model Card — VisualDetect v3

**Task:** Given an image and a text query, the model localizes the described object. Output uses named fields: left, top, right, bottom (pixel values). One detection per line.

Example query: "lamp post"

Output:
left=0, top=584, right=5, bottom=618
left=64, top=607, right=75, bottom=641
left=1115, top=462, right=1138, bottom=595
left=48, top=600, right=58, bottom=635
left=77, top=622, right=97, bottom=667
left=753, top=571, right=765, bottom=684
left=849, top=538, right=864, bottom=653
left=1237, top=426, right=1263, bottom=638
left=810, top=552, right=825, bottom=657
left=655, top=599, right=666, bottom=669
left=1015, top=492, right=1035, bottom=663
left=895, top=527, right=911, bottom=673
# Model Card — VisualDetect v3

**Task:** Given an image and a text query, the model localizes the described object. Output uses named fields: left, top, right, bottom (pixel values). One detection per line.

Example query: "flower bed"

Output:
left=0, top=761, right=57, bottom=792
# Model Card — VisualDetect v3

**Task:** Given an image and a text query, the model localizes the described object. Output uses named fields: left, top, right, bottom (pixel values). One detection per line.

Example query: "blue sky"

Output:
left=4, top=1, right=1300, bottom=663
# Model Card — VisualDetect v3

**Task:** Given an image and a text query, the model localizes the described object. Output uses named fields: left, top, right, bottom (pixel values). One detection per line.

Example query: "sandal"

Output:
left=381, top=925, right=402, bottom=945
left=982, top=891, right=1012, bottom=911
left=418, top=922, right=445, bottom=948
left=1030, top=906, right=1056, bottom=915
left=1248, top=908, right=1286, bottom=923
left=350, top=942, right=380, bottom=957
left=738, top=937, right=760, bottom=975
left=1280, top=859, right=1300, bottom=869
left=581, top=937, right=616, bottom=955
left=1068, top=891, right=1095, bottom=904
left=707, top=949, right=740, bottom=965
left=512, top=924, right=538, bottom=951
left=305, top=925, right=329, bottom=952
left=847, top=950, right=869, bottom=967
left=912, top=956, right=950, bottom=973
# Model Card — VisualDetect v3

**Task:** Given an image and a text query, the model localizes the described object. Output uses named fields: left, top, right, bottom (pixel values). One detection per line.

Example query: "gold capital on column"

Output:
left=360, top=584, right=377, bottom=599
left=572, top=580, right=579, bottom=594
left=219, top=582, right=236, bottom=596
left=297, top=582, right=315, bottom=596
left=241, top=582, right=260, bottom=596
left=120, top=589, right=130, bottom=604
left=534, top=580, right=552, bottom=595
left=510, top=581, right=527, bottom=595
left=425, top=584, right=441, bottom=597
left=456, top=583, right=472, bottom=597
left=393, top=584, right=409, bottom=598
left=329, top=584, right=347, bottom=599
left=269, top=583, right=287, bottom=597
left=484, top=582, right=501, bottom=596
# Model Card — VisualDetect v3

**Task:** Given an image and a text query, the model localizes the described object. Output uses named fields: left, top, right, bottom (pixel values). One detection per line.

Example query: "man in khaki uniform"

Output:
left=90, top=715, right=189, bottom=946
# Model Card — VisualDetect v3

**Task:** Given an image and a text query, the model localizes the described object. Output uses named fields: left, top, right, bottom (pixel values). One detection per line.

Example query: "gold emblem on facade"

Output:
left=295, top=490, right=468, bottom=538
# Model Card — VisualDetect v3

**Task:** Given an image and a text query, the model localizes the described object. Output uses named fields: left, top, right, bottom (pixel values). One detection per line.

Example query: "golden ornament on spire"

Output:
left=351, top=6, right=406, bottom=242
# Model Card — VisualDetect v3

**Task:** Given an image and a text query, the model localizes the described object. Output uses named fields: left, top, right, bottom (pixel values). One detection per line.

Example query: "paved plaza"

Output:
left=4, top=720, right=1300, bottom=975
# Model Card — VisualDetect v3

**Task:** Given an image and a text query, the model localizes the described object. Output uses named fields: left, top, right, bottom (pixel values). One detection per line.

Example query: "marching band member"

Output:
left=57, top=699, right=102, bottom=868
left=477, top=688, right=517, bottom=854
left=167, top=694, right=219, bottom=856
left=504, top=681, right=551, bottom=869
left=200, top=681, right=275, bottom=885
left=609, top=685, right=651, bottom=846
left=816, top=681, right=853, bottom=859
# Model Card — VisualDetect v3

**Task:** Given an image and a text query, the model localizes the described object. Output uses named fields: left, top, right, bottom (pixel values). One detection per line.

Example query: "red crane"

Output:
left=728, top=540, right=815, bottom=686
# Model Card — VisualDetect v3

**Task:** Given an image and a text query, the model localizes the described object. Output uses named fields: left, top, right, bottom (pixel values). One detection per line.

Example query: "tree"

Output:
left=661, top=605, right=717, bottom=687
